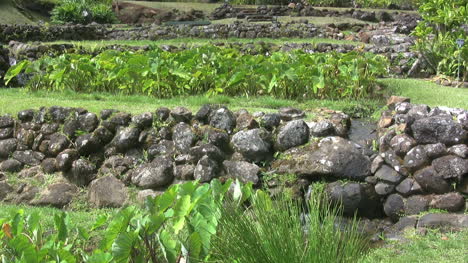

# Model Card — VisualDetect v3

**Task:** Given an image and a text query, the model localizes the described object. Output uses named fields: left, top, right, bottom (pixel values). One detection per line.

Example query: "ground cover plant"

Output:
left=0, top=179, right=369, bottom=262
left=51, top=0, right=117, bottom=24
left=5, top=46, right=388, bottom=99
left=413, top=0, right=467, bottom=80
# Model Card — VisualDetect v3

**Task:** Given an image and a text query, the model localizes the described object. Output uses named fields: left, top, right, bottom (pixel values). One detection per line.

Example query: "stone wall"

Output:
left=0, top=47, right=9, bottom=86
left=0, top=102, right=465, bottom=221
left=375, top=97, right=467, bottom=221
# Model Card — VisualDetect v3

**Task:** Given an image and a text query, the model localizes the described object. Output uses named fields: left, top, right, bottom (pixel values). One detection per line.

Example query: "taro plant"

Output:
left=5, top=46, right=388, bottom=99
left=412, top=0, right=467, bottom=80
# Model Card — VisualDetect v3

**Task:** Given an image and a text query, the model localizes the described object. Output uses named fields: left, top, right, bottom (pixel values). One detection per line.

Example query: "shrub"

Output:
left=5, top=46, right=388, bottom=99
left=413, top=0, right=467, bottom=80
left=51, top=0, right=117, bottom=24
left=211, top=187, right=369, bottom=263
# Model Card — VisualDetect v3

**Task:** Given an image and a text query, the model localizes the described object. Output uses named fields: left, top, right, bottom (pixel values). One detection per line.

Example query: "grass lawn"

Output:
left=0, top=79, right=466, bottom=118
left=211, top=16, right=371, bottom=25
left=43, top=37, right=362, bottom=49
left=127, top=1, right=417, bottom=14
left=360, top=228, right=468, bottom=263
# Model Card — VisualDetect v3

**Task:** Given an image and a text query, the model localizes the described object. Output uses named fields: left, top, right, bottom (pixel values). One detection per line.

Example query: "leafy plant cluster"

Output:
left=413, top=0, right=467, bottom=80
left=51, top=0, right=117, bottom=24
left=305, top=0, right=420, bottom=9
left=0, top=179, right=368, bottom=262
left=5, top=46, right=388, bottom=99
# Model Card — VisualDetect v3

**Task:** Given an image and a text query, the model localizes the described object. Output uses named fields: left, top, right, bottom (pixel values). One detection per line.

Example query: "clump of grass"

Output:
left=211, top=188, right=369, bottom=263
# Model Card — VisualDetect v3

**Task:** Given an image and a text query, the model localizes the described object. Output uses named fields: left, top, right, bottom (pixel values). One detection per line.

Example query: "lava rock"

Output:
left=448, top=144, right=468, bottom=158
left=384, top=193, right=405, bottom=221
left=236, top=113, right=258, bottom=130
left=432, top=155, right=468, bottom=180
left=31, top=183, right=77, bottom=208
left=276, top=120, right=310, bottom=151
left=174, top=164, right=195, bottom=180
left=189, top=144, right=224, bottom=163
left=171, top=107, right=192, bottom=123
left=429, top=192, right=465, bottom=212
left=131, top=156, right=174, bottom=189
left=375, top=165, right=403, bottom=184
left=231, top=128, right=273, bottom=163
left=414, top=166, right=451, bottom=194
left=261, top=113, right=281, bottom=130
left=389, top=134, right=416, bottom=157
left=0, top=159, right=23, bottom=173
left=209, top=107, right=236, bottom=133
left=223, top=160, right=260, bottom=184
left=64, top=159, right=97, bottom=186
left=56, top=149, right=79, bottom=172
left=132, top=112, right=153, bottom=129
left=403, top=145, right=429, bottom=172
left=308, top=121, right=335, bottom=137
left=41, top=158, right=58, bottom=174
left=0, top=138, right=17, bottom=158
left=411, top=116, right=467, bottom=145
left=112, top=127, right=140, bottom=152
left=404, top=195, right=430, bottom=215
left=173, top=123, right=197, bottom=154
left=194, top=156, right=219, bottom=183
left=88, top=175, right=128, bottom=208
left=47, top=133, right=70, bottom=156
left=395, top=178, right=422, bottom=196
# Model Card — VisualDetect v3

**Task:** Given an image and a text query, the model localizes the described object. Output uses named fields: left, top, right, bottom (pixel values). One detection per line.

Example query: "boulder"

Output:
left=404, top=195, right=430, bottom=215
left=78, top=112, right=99, bottom=132
left=209, top=107, right=236, bottom=133
left=155, top=107, right=170, bottom=122
left=273, top=137, right=371, bottom=181
left=389, top=134, right=416, bottom=156
left=231, top=128, right=273, bottom=163
left=64, top=159, right=97, bottom=186
left=308, top=121, right=335, bottom=137
left=0, top=182, right=13, bottom=200
left=413, top=166, right=451, bottom=194
left=76, top=134, right=101, bottom=155
left=432, top=155, right=468, bottom=180
left=429, top=192, right=465, bottom=212
left=448, top=144, right=468, bottom=158
left=276, top=120, right=310, bottom=151
left=171, top=107, right=192, bottom=123
left=132, top=112, right=153, bottom=129
left=13, top=150, right=43, bottom=166
left=0, top=159, right=23, bottom=173
left=411, top=116, right=467, bottom=145
left=174, top=164, right=195, bottom=180
left=31, top=183, right=77, bottom=208
left=395, top=178, right=422, bottom=196
left=173, top=123, right=197, bottom=154
left=375, top=165, right=403, bottom=184
left=403, top=146, right=429, bottom=172
left=375, top=182, right=395, bottom=196
left=194, top=156, right=219, bottom=183
left=261, top=113, right=281, bottom=130
left=325, top=182, right=382, bottom=218
left=47, top=133, right=70, bottom=156
left=56, top=149, right=79, bottom=172
left=88, top=176, right=128, bottom=208
left=236, top=113, right=258, bottom=130
left=417, top=213, right=468, bottom=229
left=189, top=144, right=224, bottom=162
left=112, top=127, right=140, bottom=152
left=148, top=140, right=176, bottom=159
left=223, top=160, right=260, bottom=184
left=0, top=138, right=17, bottom=158
left=131, top=156, right=174, bottom=189
left=137, top=189, right=163, bottom=204
left=384, top=193, right=405, bottom=221
left=41, top=158, right=58, bottom=174
left=279, top=107, right=305, bottom=121
left=0, top=115, right=14, bottom=128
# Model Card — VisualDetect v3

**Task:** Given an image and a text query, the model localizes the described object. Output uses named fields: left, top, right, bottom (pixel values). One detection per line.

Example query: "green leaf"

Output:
left=111, top=232, right=138, bottom=263
left=4, top=60, right=30, bottom=85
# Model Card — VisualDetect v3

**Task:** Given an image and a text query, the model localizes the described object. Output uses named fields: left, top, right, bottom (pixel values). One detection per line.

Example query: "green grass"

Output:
left=380, top=78, right=468, bottom=109
left=44, top=37, right=362, bottom=49
left=0, top=88, right=381, bottom=119
left=360, top=228, right=468, bottom=263
left=212, top=16, right=371, bottom=25
left=126, top=1, right=416, bottom=14
left=0, top=0, right=36, bottom=25
left=0, top=79, right=466, bottom=118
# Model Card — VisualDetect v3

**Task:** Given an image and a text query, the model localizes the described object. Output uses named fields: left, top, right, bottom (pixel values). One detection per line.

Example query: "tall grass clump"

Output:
left=211, top=187, right=369, bottom=263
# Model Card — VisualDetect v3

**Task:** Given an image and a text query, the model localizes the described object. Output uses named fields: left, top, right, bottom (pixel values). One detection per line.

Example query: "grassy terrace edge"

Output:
left=1, top=79, right=467, bottom=118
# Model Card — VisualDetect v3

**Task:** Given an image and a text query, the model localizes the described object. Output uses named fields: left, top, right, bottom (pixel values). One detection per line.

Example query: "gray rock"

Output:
left=223, top=160, right=260, bottom=184
left=31, top=183, right=77, bottom=208
left=417, top=213, right=468, bottom=229
left=403, top=146, right=429, bottom=172
left=389, top=134, right=416, bottom=156
left=41, top=158, right=58, bottom=174
left=112, top=127, right=140, bottom=152
left=407, top=104, right=430, bottom=121
left=148, top=140, right=176, bottom=159
left=236, top=113, right=258, bottom=130
left=384, top=194, right=405, bottom=221
left=0, top=159, right=23, bottom=172
left=205, top=128, right=230, bottom=152
left=132, top=112, right=153, bottom=129
left=0, top=128, right=13, bottom=139
left=155, top=107, right=170, bottom=122
left=279, top=107, right=305, bottom=121
left=88, top=176, right=127, bottom=208
left=131, top=156, right=174, bottom=189
left=99, top=155, right=134, bottom=178
left=432, top=155, right=468, bottom=180
left=429, top=192, right=465, bottom=212
left=0, top=138, right=17, bottom=158
left=47, top=133, right=70, bottom=156
left=370, top=155, right=384, bottom=174
left=18, top=166, right=43, bottom=178
left=382, top=151, right=408, bottom=176
left=308, top=121, right=335, bottom=137
left=194, top=156, right=219, bottom=183
left=195, top=104, right=214, bottom=124
left=78, top=112, right=99, bottom=132
left=209, top=107, right=236, bottom=133
left=56, top=149, right=79, bottom=172
left=64, top=159, right=97, bottom=186
left=171, top=107, right=192, bottom=123
left=17, top=109, right=34, bottom=122
left=76, top=134, right=101, bottom=156
left=137, top=189, right=163, bottom=204
left=0, top=181, right=13, bottom=200
left=13, top=150, right=43, bottom=166
left=261, top=113, right=281, bottom=130
left=395, top=178, right=422, bottom=196
left=375, top=182, right=395, bottom=196
left=231, top=128, right=272, bottom=163
left=325, top=182, right=382, bottom=218
left=274, top=137, right=371, bottom=180
left=448, top=144, right=468, bottom=158
left=414, top=166, right=451, bottom=194
left=411, top=116, right=467, bottom=145
left=0, top=115, right=14, bottom=128
left=174, top=164, right=195, bottom=180
left=375, top=165, right=403, bottom=184
left=404, top=195, right=430, bottom=215
left=173, top=123, right=197, bottom=154
left=276, top=120, right=310, bottom=151
left=423, top=143, right=447, bottom=159
left=189, top=144, right=224, bottom=162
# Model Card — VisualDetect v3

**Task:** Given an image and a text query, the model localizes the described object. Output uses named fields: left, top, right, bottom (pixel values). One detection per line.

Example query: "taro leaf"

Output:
left=111, top=232, right=138, bottom=263
left=4, top=60, right=30, bottom=85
